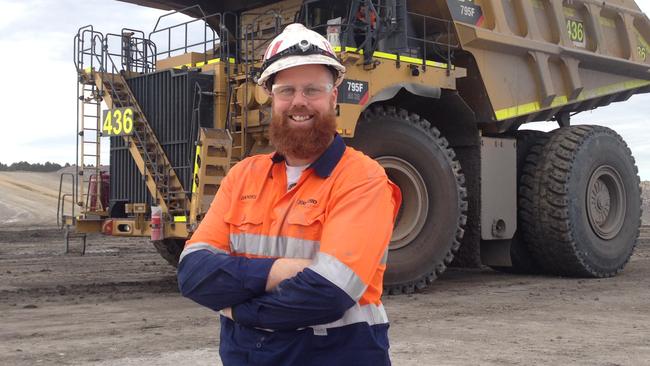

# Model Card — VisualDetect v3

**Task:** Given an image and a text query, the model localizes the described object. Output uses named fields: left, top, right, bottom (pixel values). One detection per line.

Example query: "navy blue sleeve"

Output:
left=177, top=249, right=277, bottom=311
left=231, top=268, right=355, bottom=330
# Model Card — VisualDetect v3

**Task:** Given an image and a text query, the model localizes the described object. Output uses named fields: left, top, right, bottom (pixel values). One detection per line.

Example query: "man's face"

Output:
left=269, top=64, right=338, bottom=160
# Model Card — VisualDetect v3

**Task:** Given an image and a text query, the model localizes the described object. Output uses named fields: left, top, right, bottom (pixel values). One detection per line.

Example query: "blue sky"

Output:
left=1, top=0, right=649, bottom=179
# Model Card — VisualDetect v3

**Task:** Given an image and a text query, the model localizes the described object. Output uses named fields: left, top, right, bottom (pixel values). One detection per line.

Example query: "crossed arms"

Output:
left=177, top=165, right=398, bottom=330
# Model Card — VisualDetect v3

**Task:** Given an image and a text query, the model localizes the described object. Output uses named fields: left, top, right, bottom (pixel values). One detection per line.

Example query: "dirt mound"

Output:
left=0, top=171, right=64, bottom=228
left=0, top=166, right=109, bottom=229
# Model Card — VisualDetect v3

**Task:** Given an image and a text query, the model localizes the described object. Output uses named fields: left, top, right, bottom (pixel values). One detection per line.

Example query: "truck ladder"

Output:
left=227, top=76, right=248, bottom=161
left=189, top=128, right=232, bottom=227
left=76, top=76, right=105, bottom=216
left=92, top=71, right=189, bottom=217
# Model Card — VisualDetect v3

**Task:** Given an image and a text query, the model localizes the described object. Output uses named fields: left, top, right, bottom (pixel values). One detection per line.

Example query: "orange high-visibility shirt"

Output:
left=179, top=135, right=400, bottom=363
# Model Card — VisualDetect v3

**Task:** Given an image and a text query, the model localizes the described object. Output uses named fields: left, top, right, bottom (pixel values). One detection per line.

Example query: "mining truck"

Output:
left=60, top=0, right=650, bottom=294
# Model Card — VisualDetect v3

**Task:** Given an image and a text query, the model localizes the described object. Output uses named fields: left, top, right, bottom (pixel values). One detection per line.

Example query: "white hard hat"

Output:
left=257, top=23, right=346, bottom=91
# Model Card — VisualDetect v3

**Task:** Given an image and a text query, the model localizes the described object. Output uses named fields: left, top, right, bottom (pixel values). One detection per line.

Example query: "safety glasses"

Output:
left=271, top=83, right=334, bottom=101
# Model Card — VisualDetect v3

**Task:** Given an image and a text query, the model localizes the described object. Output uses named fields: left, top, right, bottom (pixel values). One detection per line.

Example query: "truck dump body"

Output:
left=121, top=0, right=650, bottom=132
left=438, top=0, right=650, bottom=130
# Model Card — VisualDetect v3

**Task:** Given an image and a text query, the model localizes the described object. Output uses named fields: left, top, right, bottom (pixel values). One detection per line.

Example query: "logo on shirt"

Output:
left=296, top=198, right=318, bottom=207
left=240, top=194, right=257, bottom=201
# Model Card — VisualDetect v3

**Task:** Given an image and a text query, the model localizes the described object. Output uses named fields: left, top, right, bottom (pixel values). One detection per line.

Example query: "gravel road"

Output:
left=2, top=228, right=649, bottom=366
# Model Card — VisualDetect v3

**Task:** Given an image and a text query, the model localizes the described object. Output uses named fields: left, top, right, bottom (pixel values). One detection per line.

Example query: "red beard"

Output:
left=269, top=106, right=337, bottom=160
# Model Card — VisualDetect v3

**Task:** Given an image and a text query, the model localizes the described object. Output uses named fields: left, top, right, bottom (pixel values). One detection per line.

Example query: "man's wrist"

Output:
left=220, top=307, right=234, bottom=320
left=230, top=306, right=236, bottom=322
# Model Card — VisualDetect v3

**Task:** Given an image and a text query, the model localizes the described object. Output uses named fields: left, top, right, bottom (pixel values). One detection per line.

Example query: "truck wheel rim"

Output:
left=586, top=165, right=626, bottom=240
left=376, top=156, right=428, bottom=250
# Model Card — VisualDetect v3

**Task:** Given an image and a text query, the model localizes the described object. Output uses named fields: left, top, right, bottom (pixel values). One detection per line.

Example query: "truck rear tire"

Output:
left=152, top=238, right=185, bottom=267
left=491, top=130, right=549, bottom=274
left=521, top=125, right=641, bottom=277
left=347, top=105, right=467, bottom=294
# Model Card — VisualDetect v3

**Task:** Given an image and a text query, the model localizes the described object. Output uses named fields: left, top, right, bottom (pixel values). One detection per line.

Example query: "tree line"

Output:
left=0, top=161, right=71, bottom=172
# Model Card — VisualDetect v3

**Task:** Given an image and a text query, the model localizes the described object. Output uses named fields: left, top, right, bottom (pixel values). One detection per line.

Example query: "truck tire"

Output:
left=521, top=125, right=641, bottom=277
left=491, top=130, right=549, bottom=274
left=347, top=105, right=467, bottom=294
left=152, top=238, right=185, bottom=267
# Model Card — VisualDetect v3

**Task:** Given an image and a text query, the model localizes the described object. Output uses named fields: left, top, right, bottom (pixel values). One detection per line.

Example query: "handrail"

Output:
left=57, top=173, right=75, bottom=228
left=149, top=11, right=223, bottom=63
left=73, top=26, right=104, bottom=73
left=406, top=11, right=459, bottom=71
left=151, top=4, right=208, bottom=33
left=302, top=1, right=458, bottom=69
left=103, top=33, right=156, bottom=74
left=241, top=10, right=284, bottom=61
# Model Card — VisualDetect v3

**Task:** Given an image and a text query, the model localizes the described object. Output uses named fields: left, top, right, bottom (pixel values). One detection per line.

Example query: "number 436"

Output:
left=102, top=107, right=134, bottom=136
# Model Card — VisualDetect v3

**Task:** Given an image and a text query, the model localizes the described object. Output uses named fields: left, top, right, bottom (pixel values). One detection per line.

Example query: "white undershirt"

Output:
left=285, top=162, right=309, bottom=190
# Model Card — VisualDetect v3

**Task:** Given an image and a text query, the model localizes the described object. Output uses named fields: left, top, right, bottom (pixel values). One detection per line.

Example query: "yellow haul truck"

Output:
left=61, top=0, right=650, bottom=294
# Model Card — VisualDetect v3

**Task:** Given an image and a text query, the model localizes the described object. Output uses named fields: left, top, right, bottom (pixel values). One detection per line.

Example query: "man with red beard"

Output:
left=177, top=23, right=401, bottom=365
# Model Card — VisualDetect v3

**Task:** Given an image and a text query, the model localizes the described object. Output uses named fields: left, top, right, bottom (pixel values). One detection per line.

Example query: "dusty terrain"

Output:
left=2, top=171, right=650, bottom=365
left=1, top=228, right=649, bottom=365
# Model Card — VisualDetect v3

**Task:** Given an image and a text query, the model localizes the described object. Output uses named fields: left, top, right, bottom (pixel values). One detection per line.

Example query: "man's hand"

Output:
left=221, top=307, right=233, bottom=320
left=266, top=258, right=312, bottom=292
left=219, top=259, right=311, bottom=322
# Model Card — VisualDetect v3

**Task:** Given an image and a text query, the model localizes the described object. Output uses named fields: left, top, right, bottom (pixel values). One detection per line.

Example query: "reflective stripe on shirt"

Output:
left=310, top=302, right=388, bottom=334
left=230, top=233, right=320, bottom=259
left=179, top=242, right=228, bottom=263
left=308, top=252, right=367, bottom=301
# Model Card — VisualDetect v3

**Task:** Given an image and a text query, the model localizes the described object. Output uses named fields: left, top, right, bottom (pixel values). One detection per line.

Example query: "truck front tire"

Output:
left=347, top=105, right=467, bottom=294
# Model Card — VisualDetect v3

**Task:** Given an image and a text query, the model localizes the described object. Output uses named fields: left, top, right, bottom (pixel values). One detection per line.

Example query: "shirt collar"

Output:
left=270, top=134, right=346, bottom=178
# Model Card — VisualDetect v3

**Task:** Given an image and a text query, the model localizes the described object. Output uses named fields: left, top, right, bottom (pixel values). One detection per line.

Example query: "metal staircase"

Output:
left=73, top=27, right=189, bottom=219
left=93, top=71, right=189, bottom=216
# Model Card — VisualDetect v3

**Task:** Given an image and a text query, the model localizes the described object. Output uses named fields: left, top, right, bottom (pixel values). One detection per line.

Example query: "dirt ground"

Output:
left=2, top=171, right=650, bottom=365
left=1, top=227, right=649, bottom=366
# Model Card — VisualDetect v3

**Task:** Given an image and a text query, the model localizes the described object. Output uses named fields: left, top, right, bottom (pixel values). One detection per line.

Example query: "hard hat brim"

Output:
left=257, top=54, right=346, bottom=90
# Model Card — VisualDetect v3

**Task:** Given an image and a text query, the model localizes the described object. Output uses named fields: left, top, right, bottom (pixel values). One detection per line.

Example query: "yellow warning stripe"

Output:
left=172, top=57, right=237, bottom=69
left=174, top=216, right=187, bottom=223
left=166, top=49, right=454, bottom=70
left=495, top=79, right=650, bottom=121
left=333, top=46, right=453, bottom=70
left=195, top=57, right=236, bottom=67
left=191, top=145, right=201, bottom=194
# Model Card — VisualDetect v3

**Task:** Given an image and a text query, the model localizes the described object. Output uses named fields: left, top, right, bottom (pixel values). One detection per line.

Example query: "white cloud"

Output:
left=0, top=1, right=30, bottom=30
left=0, top=0, right=181, bottom=166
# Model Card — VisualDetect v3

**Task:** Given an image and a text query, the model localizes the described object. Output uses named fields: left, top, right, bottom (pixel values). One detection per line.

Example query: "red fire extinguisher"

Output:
left=151, top=206, right=163, bottom=241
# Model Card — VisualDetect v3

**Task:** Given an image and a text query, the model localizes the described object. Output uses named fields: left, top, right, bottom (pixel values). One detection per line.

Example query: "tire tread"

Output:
left=363, top=105, right=467, bottom=294
left=521, top=125, right=640, bottom=277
